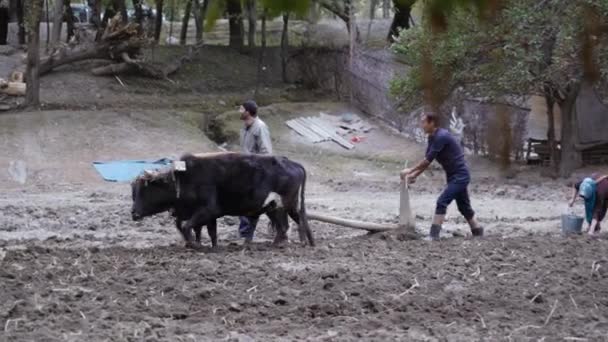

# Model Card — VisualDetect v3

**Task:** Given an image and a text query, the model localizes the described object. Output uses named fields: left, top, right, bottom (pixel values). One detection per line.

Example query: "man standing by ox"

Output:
left=238, top=100, right=273, bottom=243
left=400, top=113, right=484, bottom=240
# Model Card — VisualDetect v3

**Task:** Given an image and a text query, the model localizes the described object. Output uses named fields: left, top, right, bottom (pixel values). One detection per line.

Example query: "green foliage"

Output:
left=391, top=0, right=608, bottom=110
left=204, top=0, right=311, bottom=31
left=260, top=0, right=311, bottom=18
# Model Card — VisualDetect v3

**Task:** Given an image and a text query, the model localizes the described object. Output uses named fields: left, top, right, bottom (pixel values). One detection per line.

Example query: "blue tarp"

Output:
left=92, top=158, right=173, bottom=182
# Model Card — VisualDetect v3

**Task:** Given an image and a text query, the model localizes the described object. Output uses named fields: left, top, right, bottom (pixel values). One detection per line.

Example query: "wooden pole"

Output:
left=307, top=212, right=398, bottom=232
left=398, top=179, right=415, bottom=232
left=306, top=162, right=416, bottom=233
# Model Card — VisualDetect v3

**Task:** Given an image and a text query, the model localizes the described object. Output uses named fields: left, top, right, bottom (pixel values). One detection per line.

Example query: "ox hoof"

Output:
left=272, top=237, right=288, bottom=247
left=185, top=241, right=203, bottom=250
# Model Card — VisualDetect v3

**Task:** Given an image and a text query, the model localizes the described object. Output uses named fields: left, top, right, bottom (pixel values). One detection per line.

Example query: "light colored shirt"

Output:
left=240, top=117, right=272, bottom=155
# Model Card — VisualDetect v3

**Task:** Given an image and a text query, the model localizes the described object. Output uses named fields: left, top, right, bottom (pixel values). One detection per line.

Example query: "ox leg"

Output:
left=268, top=209, right=288, bottom=246
left=289, top=209, right=315, bottom=247
left=288, top=210, right=306, bottom=245
left=195, top=226, right=202, bottom=244
left=182, top=209, right=217, bottom=250
left=175, top=218, right=193, bottom=248
left=207, top=219, right=218, bottom=250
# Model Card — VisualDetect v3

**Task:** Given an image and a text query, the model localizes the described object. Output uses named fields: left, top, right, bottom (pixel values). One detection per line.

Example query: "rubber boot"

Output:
left=471, top=226, right=484, bottom=237
left=428, top=224, right=441, bottom=241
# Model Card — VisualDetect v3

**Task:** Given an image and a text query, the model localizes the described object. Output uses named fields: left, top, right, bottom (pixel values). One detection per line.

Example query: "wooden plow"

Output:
left=307, top=180, right=416, bottom=233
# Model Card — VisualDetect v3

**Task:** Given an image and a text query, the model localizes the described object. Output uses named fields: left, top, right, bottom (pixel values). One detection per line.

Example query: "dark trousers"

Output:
left=239, top=216, right=259, bottom=239
left=435, top=180, right=475, bottom=220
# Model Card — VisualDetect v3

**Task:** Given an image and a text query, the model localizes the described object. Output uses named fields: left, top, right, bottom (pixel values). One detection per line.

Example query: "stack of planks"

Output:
left=285, top=116, right=355, bottom=150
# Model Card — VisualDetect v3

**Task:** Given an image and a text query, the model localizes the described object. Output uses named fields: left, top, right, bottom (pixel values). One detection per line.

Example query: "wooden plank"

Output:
left=286, top=120, right=315, bottom=141
left=297, top=118, right=331, bottom=141
left=305, top=117, right=355, bottom=149
left=311, top=117, right=355, bottom=148
left=293, top=118, right=330, bottom=142
left=286, top=120, right=326, bottom=143
left=296, top=119, right=330, bottom=142
left=287, top=120, right=321, bottom=142
left=295, top=118, right=335, bottom=145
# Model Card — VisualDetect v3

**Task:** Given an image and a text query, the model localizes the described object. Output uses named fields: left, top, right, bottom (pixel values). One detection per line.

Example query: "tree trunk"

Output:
left=558, top=83, right=583, bottom=177
left=280, top=12, right=288, bottom=82
left=245, top=0, right=255, bottom=48
left=179, top=0, right=191, bottom=45
left=44, top=0, right=49, bottom=47
left=17, top=0, right=25, bottom=44
left=387, top=0, right=411, bottom=42
left=370, top=0, right=378, bottom=20
left=88, top=0, right=101, bottom=29
left=101, top=5, right=114, bottom=27
left=191, top=0, right=201, bottom=41
left=50, top=0, right=62, bottom=46
left=132, top=0, right=143, bottom=31
left=308, top=2, right=319, bottom=23
left=319, top=0, right=360, bottom=43
left=25, top=0, right=43, bottom=107
left=226, top=0, right=243, bottom=48
left=545, top=93, right=558, bottom=172
left=382, top=0, right=390, bottom=19
left=254, top=9, right=266, bottom=97
left=113, top=0, right=127, bottom=23
left=154, top=0, right=163, bottom=43
left=0, top=3, right=9, bottom=45
left=64, top=0, right=74, bottom=42
left=168, top=0, right=174, bottom=42
left=366, top=0, right=378, bottom=41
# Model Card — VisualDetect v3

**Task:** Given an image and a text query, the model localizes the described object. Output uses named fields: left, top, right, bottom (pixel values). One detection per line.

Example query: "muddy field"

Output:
left=1, top=106, right=607, bottom=341
left=2, top=45, right=608, bottom=340
left=2, top=233, right=608, bottom=341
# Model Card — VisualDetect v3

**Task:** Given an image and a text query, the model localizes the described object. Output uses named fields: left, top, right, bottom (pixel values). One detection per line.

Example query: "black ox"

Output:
left=131, top=152, right=315, bottom=248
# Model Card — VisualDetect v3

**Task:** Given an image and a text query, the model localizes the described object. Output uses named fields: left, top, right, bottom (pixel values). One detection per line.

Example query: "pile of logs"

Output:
left=1, top=14, right=194, bottom=108
left=0, top=71, right=26, bottom=97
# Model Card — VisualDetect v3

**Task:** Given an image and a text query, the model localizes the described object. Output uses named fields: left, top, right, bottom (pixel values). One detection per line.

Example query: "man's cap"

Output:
left=242, top=100, right=258, bottom=116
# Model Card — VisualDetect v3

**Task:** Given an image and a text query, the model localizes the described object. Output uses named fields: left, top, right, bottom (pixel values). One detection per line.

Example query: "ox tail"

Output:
left=298, top=165, right=315, bottom=247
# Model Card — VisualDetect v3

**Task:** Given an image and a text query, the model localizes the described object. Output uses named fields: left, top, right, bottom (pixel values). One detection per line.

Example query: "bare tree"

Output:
left=88, top=0, right=100, bottom=30
left=64, top=0, right=74, bottom=42
left=154, top=0, right=163, bottom=42
left=254, top=8, right=266, bottom=97
left=316, top=0, right=360, bottom=42
left=382, top=0, right=390, bottom=18
left=180, top=0, right=191, bottom=44
left=17, top=0, right=26, bottom=44
left=25, top=0, right=44, bottom=106
left=133, top=0, right=144, bottom=32
left=245, top=0, right=255, bottom=48
left=113, top=0, right=127, bottom=22
left=227, top=0, right=243, bottom=48
left=191, top=0, right=201, bottom=41
left=369, top=0, right=378, bottom=20
left=1, top=0, right=11, bottom=44
left=280, top=12, right=288, bottom=82
left=50, top=0, right=63, bottom=46
left=44, top=0, right=49, bottom=46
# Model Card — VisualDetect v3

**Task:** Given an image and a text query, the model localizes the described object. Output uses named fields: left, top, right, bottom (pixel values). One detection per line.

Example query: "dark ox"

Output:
left=131, top=152, right=314, bottom=248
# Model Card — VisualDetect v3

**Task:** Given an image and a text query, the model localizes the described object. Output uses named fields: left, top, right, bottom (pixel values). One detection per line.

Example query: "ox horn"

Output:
left=143, top=169, right=157, bottom=178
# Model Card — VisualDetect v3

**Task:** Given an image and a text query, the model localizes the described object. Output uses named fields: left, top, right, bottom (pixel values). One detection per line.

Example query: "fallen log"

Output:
left=307, top=212, right=398, bottom=232
left=0, top=80, right=26, bottom=96
left=91, top=62, right=132, bottom=76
